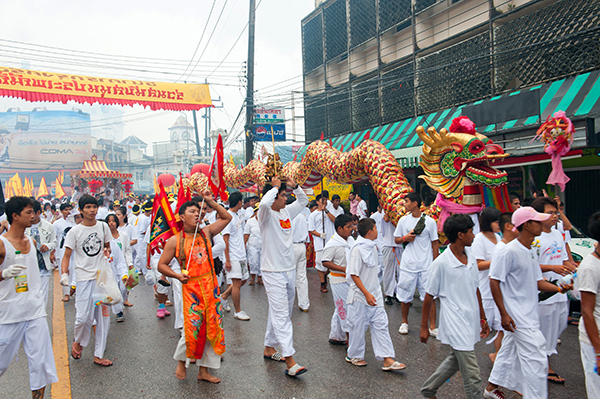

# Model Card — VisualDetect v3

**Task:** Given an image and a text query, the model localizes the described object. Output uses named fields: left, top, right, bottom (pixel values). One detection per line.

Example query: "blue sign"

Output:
left=253, top=124, right=286, bottom=141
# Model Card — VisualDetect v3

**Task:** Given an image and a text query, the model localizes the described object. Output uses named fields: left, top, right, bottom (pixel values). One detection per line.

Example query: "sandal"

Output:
left=548, top=372, right=565, bottom=384
left=285, top=363, right=307, bottom=377
left=93, top=358, right=113, bottom=367
left=71, top=342, right=82, bottom=359
left=345, top=356, right=367, bottom=366
left=382, top=361, right=406, bottom=371
left=248, top=280, right=255, bottom=286
left=263, top=352, right=286, bottom=362
left=62, top=295, right=70, bottom=303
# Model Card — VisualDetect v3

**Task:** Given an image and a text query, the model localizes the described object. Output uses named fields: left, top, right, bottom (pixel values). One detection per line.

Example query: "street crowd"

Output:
left=1, top=182, right=600, bottom=399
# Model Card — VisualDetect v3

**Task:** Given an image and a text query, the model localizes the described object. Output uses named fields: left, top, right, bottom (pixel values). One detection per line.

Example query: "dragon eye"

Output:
left=469, top=140, right=485, bottom=154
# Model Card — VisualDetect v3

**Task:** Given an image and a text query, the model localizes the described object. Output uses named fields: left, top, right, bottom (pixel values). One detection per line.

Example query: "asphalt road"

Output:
left=1, top=268, right=588, bottom=399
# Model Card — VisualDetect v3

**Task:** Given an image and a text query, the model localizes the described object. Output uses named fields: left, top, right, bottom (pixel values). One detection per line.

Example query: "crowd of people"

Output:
left=0, top=184, right=599, bottom=399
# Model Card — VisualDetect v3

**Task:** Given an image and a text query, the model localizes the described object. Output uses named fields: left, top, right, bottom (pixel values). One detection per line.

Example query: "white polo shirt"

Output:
left=394, top=213, right=438, bottom=273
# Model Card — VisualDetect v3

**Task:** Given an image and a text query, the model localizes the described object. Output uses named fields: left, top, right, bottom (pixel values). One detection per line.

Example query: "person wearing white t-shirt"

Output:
left=54, top=203, right=74, bottom=302
left=96, top=198, right=110, bottom=221
left=309, top=197, right=330, bottom=293
left=60, top=194, right=114, bottom=367
left=531, top=196, right=576, bottom=385
left=356, top=193, right=368, bottom=219
left=291, top=201, right=310, bottom=311
left=126, top=195, right=135, bottom=215
left=244, top=203, right=262, bottom=286
left=220, top=192, right=251, bottom=321
left=394, top=192, right=439, bottom=335
left=484, top=206, right=572, bottom=399
left=370, top=205, right=385, bottom=282
left=380, top=211, right=403, bottom=305
left=259, top=177, right=308, bottom=377
left=420, top=214, right=489, bottom=399
left=134, top=202, right=152, bottom=276
left=107, top=214, right=132, bottom=322
left=0, top=197, right=58, bottom=397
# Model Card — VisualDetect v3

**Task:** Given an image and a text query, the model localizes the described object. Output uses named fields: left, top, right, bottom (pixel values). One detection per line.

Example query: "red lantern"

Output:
left=88, top=179, right=102, bottom=194
left=157, top=173, right=176, bottom=187
left=122, top=179, right=134, bottom=194
left=191, top=163, right=210, bottom=177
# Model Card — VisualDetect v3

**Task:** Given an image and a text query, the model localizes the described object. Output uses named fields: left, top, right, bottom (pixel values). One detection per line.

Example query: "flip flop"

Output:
left=263, top=352, right=285, bottom=362
left=382, top=361, right=406, bottom=371
left=548, top=372, right=565, bottom=384
left=123, top=302, right=134, bottom=307
left=345, top=356, right=367, bottom=366
left=285, top=364, right=307, bottom=377
left=71, top=342, right=82, bottom=359
left=93, top=358, right=113, bottom=367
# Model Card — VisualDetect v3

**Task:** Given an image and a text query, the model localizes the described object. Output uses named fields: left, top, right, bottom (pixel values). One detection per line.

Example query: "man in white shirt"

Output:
left=394, top=192, right=439, bottom=335
left=308, top=196, right=331, bottom=293
left=134, top=201, right=153, bottom=276
left=220, top=192, right=251, bottom=321
left=291, top=200, right=310, bottom=311
left=380, top=211, right=403, bottom=305
left=126, top=194, right=135, bottom=216
left=259, top=176, right=308, bottom=377
left=54, top=203, right=74, bottom=302
left=356, top=193, right=368, bottom=219
left=96, top=198, right=110, bottom=220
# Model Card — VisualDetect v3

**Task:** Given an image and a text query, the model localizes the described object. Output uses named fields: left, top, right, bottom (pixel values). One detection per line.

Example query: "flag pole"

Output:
left=270, top=125, right=277, bottom=176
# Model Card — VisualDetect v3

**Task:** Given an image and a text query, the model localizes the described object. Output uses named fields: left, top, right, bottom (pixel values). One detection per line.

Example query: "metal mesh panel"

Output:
left=302, top=14, right=324, bottom=73
left=416, top=32, right=491, bottom=114
left=325, top=0, right=348, bottom=62
left=327, top=90, right=352, bottom=137
left=378, top=0, right=411, bottom=33
left=494, top=0, right=600, bottom=93
left=381, top=63, right=415, bottom=123
left=415, top=0, right=438, bottom=14
left=304, top=95, right=328, bottom=142
left=352, top=77, right=381, bottom=131
left=349, top=0, right=377, bottom=49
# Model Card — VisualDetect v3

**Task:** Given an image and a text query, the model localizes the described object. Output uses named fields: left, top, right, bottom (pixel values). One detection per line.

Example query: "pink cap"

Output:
left=511, top=206, right=550, bottom=231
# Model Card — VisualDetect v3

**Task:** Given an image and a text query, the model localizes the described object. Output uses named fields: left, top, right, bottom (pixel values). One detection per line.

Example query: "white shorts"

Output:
left=228, top=260, right=249, bottom=281
left=396, top=269, right=428, bottom=303
left=315, top=250, right=327, bottom=272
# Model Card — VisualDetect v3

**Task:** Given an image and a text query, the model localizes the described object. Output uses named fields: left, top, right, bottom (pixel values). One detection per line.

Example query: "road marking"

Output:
left=51, top=271, right=72, bottom=399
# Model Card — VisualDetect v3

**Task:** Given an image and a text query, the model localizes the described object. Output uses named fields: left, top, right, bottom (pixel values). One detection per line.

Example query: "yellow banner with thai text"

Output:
left=309, top=177, right=352, bottom=201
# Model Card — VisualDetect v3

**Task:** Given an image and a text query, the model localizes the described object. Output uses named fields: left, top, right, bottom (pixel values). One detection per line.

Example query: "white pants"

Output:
left=329, top=280, right=349, bottom=341
left=396, top=269, right=428, bottom=303
left=581, top=340, right=600, bottom=398
left=538, top=301, right=568, bottom=356
left=346, top=302, right=395, bottom=361
left=111, top=280, right=128, bottom=315
left=294, top=243, right=309, bottom=310
left=248, top=246, right=262, bottom=276
left=381, top=246, right=401, bottom=297
left=263, top=270, right=296, bottom=358
left=134, top=242, right=147, bottom=275
left=314, top=250, right=326, bottom=272
left=172, top=277, right=184, bottom=330
left=173, top=330, right=221, bottom=369
left=0, top=317, right=58, bottom=390
left=74, top=279, right=110, bottom=359
left=489, top=328, right=548, bottom=398
left=482, top=299, right=503, bottom=333
left=40, top=273, right=51, bottom=309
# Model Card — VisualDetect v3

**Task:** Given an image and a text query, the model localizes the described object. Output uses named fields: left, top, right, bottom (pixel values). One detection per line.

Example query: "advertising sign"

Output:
left=254, top=106, right=285, bottom=123
left=254, top=124, right=286, bottom=142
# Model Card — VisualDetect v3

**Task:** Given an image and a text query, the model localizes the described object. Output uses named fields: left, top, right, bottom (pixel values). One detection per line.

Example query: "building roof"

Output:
left=169, top=115, right=193, bottom=129
left=120, top=135, right=147, bottom=147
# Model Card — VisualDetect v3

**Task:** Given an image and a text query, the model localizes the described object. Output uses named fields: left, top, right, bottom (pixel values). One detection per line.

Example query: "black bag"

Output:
left=213, top=257, right=223, bottom=276
left=36, top=249, right=47, bottom=272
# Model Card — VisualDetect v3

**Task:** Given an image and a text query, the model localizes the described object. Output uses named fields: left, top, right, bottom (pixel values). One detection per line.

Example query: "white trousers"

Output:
left=329, top=280, right=349, bottom=341
left=111, top=280, right=127, bottom=315
left=40, top=274, right=51, bottom=309
left=381, top=246, right=401, bottom=297
left=0, top=317, right=58, bottom=390
left=346, top=302, right=395, bottom=361
left=294, top=243, right=309, bottom=310
left=581, top=340, right=600, bottom=398
left=396, top=269, right=428, bottom=303
left=134, top=242, right=147, bottom=275
left=314, top=250, right=326, bottom=272
left=482, top=299, right=503, bottom=333
left=263, top=270, right=296, bottom=358
left=489, top=328, right=548, bottom=398
left=248, top=246, right=262, bottom=276
left=173, top=330, right=221, bottom=369
left=74, top=279, right=110, bottom=359
left=172, top=277, right=183, bottom=330
left=538, top=300, right=568, bottom=356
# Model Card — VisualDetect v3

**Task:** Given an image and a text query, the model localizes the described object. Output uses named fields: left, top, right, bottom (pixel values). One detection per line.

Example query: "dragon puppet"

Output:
left=183, top=116, right=511, bottom=226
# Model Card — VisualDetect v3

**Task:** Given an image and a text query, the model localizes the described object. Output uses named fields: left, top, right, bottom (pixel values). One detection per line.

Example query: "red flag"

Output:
left=364, top=130, right=370, bottom=140
left=293, top=154, right=297, bottom=161
left=320, top=132, right=324, bottom=140
left=328, top=138, right=333, bottom=146
left=209, top=134, right=227, bottom=200
left=351, top=142, right=355, bottom=149
left=341, top=144, right=344, bottom=152
left=148, top=182, right=180, bottom=263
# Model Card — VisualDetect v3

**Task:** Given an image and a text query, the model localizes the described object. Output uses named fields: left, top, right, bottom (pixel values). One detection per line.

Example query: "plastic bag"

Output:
left=126, top=265, right=139, bottom=290
left=144, top=268, right=156, bottom=286
left=92, top=257, right=123, bottom=306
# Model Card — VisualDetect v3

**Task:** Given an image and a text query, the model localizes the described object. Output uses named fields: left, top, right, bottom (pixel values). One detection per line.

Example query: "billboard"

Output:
left=253, top=124, right=285, bottom=142
left=0, top=110, right=92, bottom=172
left=254, top=106, right=285, bottom=123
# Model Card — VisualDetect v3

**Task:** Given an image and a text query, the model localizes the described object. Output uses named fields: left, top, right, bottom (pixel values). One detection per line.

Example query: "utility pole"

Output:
left=244, top=0, right=256, bottom=165
left=192, top=110, right=201, bottom=156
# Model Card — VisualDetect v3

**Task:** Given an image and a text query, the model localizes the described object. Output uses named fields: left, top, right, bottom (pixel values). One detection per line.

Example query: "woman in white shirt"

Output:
left=106, top=214, right=133, bottom=314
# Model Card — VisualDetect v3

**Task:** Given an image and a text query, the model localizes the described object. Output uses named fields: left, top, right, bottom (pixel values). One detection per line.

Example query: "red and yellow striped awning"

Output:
left=77, top=155, right=132, bottom=179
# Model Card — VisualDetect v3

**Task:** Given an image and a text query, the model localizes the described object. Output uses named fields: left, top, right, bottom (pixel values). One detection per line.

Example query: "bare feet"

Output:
left=488, top=352, right=497, bottom=363
left=123, top=300, right=133, bottom=307
left=62, top=294, right=70, bottom=302
left=197, top=367, right=220, bottom=383
left=175, top=361, right=186, bottom=380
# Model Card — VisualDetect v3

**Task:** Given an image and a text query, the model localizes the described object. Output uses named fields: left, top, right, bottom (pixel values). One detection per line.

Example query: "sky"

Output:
left=0, top=0, right=314, bottom=156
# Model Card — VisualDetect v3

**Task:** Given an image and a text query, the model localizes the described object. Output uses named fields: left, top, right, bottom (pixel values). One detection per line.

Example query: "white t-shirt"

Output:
left=115, top=231, right=133, bottom=267
left=308, top=209, right=329, bottom=251
left=244, top=217, right=262, bottom=249
left=325, top=203, right=345, bottom=236
left=126, top=200, right=135, bottom=215
left=291, top=212, right=309, bottom=243
left=118, top=223, right=137, bottom=243
left=223, top=210, right=246, bottom=262
left=136, top=213, right=151, bottom=242
left=380, top=218, right=398, bottom=247
left=533, top=228, right=569, bottom=305
left=347, top=242, right=383, bottom=307
left=357, top=200, right=368, bottom=218
left=578, top=254, right=600, bottom=346
left=54, top=218, right=74, bottom=258
left=144, top=225, right=162, bottom=263
left=212, top=233, right=226, bottom=262
left=96, top=206, right=109, bottom=221
left=206, top=210, right=217, bottom=225
left=489, top=239, right=543, bottom=329
left=427, top=246, right=480, bottom=351
left=258, top=186, right=308, bottom=272
left=471, top=232, right=501, bottom=301
left=244, top=206, right=255, bottom=221
left=65, top=222, right=112, bottom=282
left=0, top=236, right=46, bottom=324
left=394, top=213, right=438, bottom=273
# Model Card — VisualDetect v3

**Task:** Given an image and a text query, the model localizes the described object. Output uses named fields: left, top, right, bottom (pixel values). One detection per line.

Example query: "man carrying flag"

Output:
left=209, top=134, right=227, bottom=200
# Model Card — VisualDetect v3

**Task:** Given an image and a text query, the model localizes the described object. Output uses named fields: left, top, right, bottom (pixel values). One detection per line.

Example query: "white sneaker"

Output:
left=399, top=323, right=409, bottom=334
left=429, top=328, right=438, bottom=338
left=483, top=388, right=506, bottom=399
left=234, top=310, right=250, bottom=321
left=222, top=301, right=231, bottom=312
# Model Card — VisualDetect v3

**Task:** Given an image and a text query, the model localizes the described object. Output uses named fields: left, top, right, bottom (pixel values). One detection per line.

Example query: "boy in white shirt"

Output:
left=322, top=214, right=354, bottom=345
left=308, top=196, right=331, bottom=293
left=484, top=207, right=572, bottom=399
left=345, top=217, right=406, bottom=371
left=291, top=200, right=310, bottom=311
left=394, top=192, right=439, bottom=335
left=420, top=214, right=489, bottom=399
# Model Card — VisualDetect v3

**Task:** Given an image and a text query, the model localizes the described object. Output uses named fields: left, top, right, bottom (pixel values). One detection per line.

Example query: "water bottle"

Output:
left=13, top=251, right=28, bottom=293
left=557, top=273, right=574, bottom=287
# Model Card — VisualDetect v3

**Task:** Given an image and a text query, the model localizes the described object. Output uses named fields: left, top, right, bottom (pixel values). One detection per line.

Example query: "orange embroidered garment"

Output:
left=176, top=230, right=225, bottom=360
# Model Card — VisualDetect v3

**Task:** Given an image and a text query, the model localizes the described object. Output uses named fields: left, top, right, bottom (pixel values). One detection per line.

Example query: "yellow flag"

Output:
left=55, top=177, right=66, bottom=199
left=37, top=177, right=49, bottom=199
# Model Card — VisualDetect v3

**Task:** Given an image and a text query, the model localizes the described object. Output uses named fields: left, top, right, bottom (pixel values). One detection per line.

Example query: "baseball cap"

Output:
left=142, top=201, right=153, bottom=211
left=132, top=204, right=140, bottom=215
left=511, top=206, right=550, bottom=231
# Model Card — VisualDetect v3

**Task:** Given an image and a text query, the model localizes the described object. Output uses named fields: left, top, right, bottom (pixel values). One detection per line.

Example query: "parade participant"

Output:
left=54, top=203, right=74, bottom=302
left=134, top=201, right=152, bottom=277
left=220, top=191, right=250, bottom=321
left=244, top=202, right=262, bottom=286
left=96, top=198, right=110, bottom=220
left=157, top=194, right=231, bottom=383
left=420, top=214, right=489, bottom=399
left=106, top=214, right=132, bottom=321
left=116, top=206, right=137, bottom=299
left=125, top=194, right=135, bottom=215
left=394, top=192, right=439, bottom=335
left=484, top=207, right=572, bottom=399
left=345, top=217, right=406, bottom=371
left=471, top=207, right=504, bottom=361
left=291, top=200, right=310, bottom=311
left=355, top=193, right=368, bottom=219
left=308, top=196, right=330, bottom=293
left=578, top=211, right=600, bottom=397
left=259, top=176, right=309, bottom=377
left=60, top=194, right=114, bottom=366
left=205, top=203, right=217, bottom=225
left=509, top=194, right=521, bottom=210
left=348, top=192, right=359, bottom=217
left=322, top=214, right=354, bottom=345
left=42, top=202, right=54, bottom=223
left=25, top=200, right=57, bottom=307
left=325, top=194, right=345, bottom=232
left=129, top=204, right=140, bottom=227
left=144, top=223, right=172, bottom=319
left=531, top=196, right=574, bottom=384
left=381, top=211, right=402, bottom=305
left=0, top=196, right=58, bottom=398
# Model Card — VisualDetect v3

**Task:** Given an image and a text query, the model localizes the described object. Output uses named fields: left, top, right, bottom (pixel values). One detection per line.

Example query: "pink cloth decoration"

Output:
left=435, top=193, right=485, bottom=232
left=545, top=135, right=571, bottom=192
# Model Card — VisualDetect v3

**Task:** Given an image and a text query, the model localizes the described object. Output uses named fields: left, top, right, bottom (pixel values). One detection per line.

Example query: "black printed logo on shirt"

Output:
left=82, top=232, right=102, bottom=257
